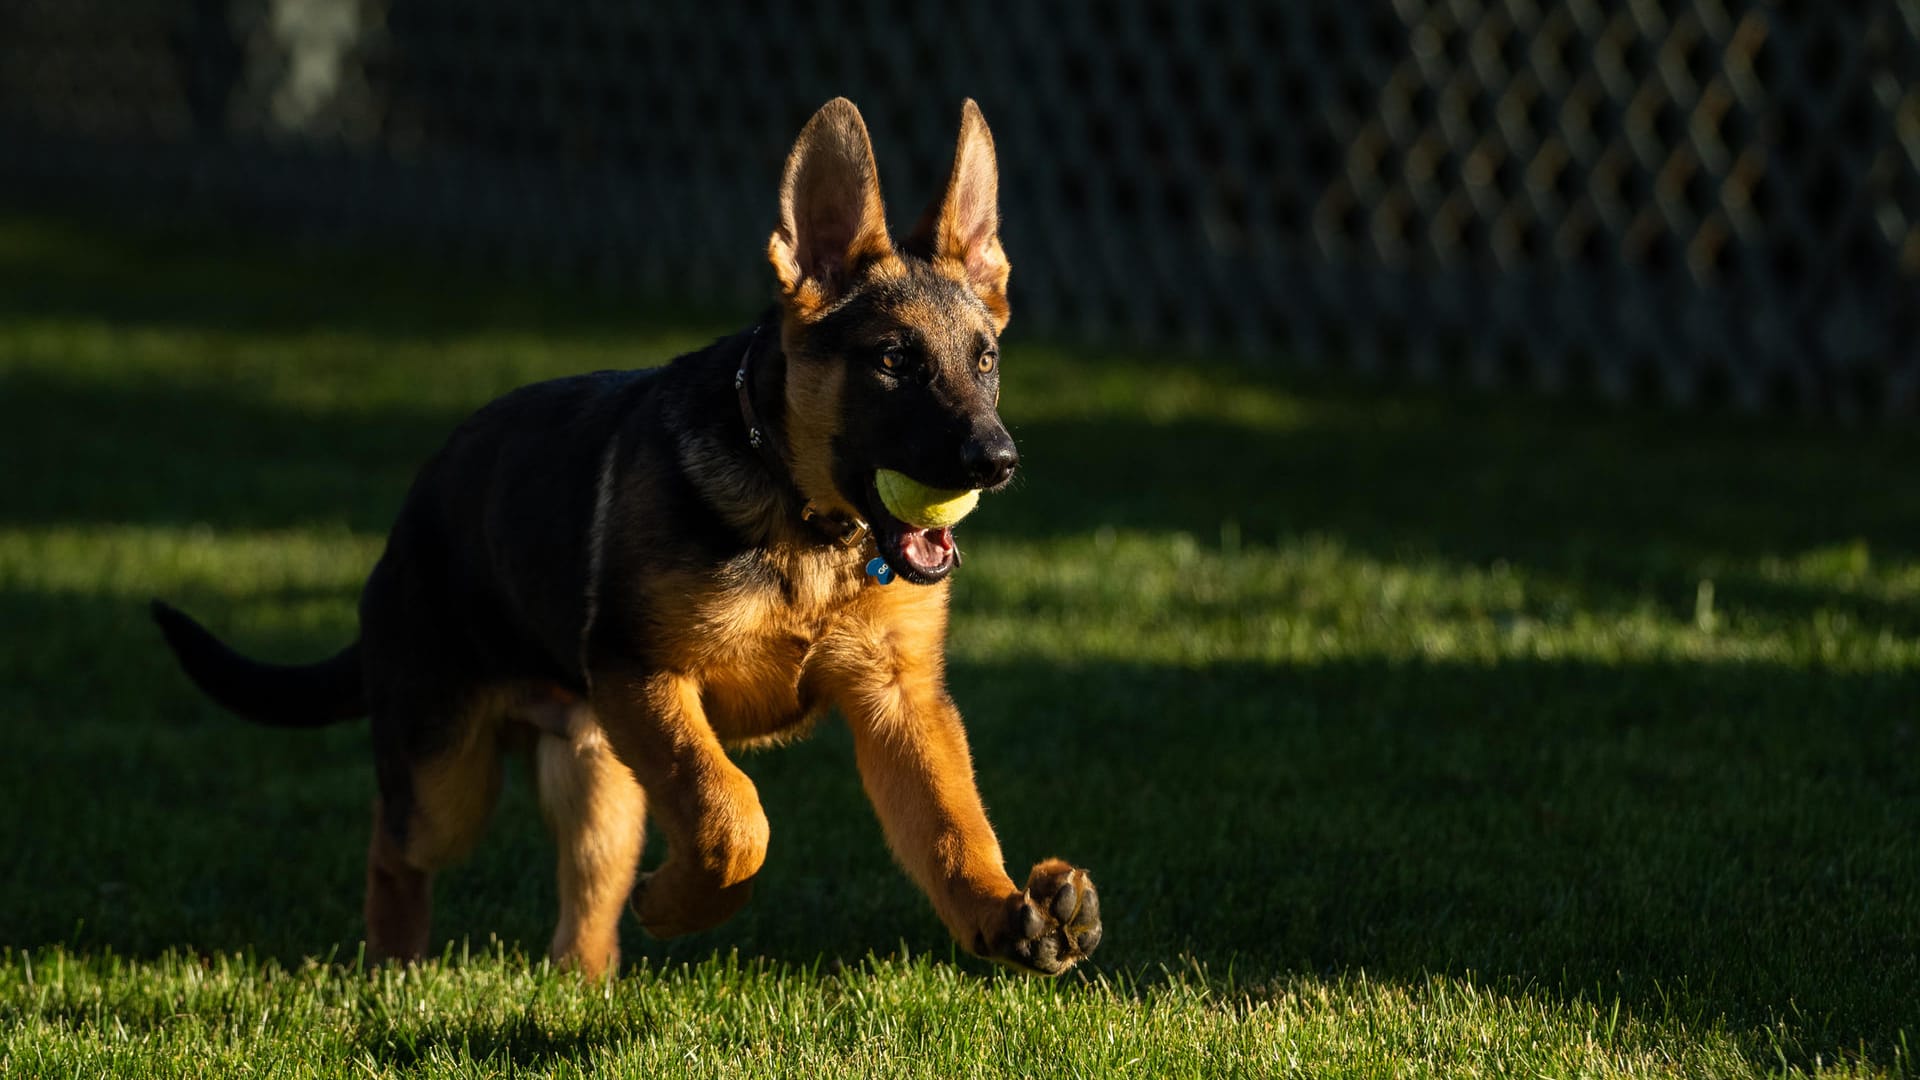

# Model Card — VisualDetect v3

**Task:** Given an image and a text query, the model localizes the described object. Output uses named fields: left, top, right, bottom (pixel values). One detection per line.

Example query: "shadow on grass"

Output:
left=3, top=579, right=1915, bottom=1059
left=992, top=406, right=1920, bottom=620
left=0, top=367, right=454, bottom=533
left=356, top=1008, right=650, bottom=1073
left=0, top=212, right=719, bottom=347
left=8, top=207, right=1920, bottom=562
left=11, top=357, right=1920, bottom=631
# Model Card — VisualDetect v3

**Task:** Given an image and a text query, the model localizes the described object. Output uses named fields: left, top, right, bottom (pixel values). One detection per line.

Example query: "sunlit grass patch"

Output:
left=0, top=950, right=1854, bottom=1079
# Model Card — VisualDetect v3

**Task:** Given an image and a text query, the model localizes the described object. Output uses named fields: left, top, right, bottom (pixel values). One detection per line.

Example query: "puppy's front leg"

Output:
left=591, top=669, right=769, bottom=939
left=839, top=666, right=1103, bottom=975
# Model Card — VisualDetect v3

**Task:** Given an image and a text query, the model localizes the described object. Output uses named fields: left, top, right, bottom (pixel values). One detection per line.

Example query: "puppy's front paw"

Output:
left=982, top=859, right=1102, bottom=975
left=630, top=861, right=754, bottom=939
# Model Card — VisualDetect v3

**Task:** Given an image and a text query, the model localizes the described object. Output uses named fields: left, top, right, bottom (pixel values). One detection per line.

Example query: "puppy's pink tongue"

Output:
left=900, top=526, right=956, bottom=573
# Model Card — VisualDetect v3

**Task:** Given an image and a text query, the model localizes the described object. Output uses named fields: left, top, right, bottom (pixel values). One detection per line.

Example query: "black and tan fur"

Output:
left=152, top=99, right=1102, bottom=980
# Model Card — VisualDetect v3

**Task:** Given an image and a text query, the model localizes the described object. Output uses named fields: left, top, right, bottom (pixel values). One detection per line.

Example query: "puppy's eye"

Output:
left=878, top=349, right=904, bottom=373
left=977, top=351, right=997, bottom=374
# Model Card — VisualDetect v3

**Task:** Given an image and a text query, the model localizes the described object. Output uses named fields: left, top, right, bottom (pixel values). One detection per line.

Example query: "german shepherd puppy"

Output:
left=151, top=98, right=1101, bottom=980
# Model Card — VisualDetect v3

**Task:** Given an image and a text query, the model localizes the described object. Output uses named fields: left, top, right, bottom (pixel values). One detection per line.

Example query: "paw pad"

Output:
left=991, top=860, right=1102, bottom=976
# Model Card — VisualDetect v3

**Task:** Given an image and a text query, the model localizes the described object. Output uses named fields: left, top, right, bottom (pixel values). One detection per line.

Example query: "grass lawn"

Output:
left=1, top=213, right=1916, bottom=1078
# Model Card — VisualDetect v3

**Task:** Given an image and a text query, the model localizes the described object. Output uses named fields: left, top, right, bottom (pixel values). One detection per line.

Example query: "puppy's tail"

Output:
left=150, top=600, right=367, bottom=727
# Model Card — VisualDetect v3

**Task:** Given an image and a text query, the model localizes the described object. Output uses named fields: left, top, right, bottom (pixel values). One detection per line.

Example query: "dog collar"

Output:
left=734, top=327, right=872, bottom=549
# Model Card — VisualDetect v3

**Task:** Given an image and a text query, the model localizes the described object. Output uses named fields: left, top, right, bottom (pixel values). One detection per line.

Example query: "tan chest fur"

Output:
left=647, top=544, right=950, bottom=746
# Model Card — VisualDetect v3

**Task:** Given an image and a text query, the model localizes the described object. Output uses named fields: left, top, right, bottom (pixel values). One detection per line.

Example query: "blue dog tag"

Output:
left=865, top=556, right=895, bottom=585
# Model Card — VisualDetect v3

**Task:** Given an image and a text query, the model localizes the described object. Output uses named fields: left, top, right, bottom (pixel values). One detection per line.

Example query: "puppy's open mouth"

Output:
left=864, top=479, right=960, bottom=585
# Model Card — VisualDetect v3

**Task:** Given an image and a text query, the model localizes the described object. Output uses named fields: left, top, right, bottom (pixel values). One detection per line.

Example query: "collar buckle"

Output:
left=801, top=503, right=870, bottom=548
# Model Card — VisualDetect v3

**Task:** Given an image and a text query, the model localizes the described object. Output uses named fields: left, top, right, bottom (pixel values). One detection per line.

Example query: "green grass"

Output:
left=1, top=213, right=1916, bottom=1077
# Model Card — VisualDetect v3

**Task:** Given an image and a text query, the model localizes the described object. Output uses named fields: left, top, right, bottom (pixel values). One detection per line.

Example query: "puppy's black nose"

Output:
left=962, top=430, right=1019, bottom=488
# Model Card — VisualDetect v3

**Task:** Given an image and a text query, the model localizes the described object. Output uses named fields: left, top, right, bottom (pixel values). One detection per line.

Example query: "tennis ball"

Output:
left=874, top=469, right=980, bottom=529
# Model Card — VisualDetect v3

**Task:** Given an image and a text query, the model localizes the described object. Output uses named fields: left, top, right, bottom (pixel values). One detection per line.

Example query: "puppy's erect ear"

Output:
left=769, top=98, right=894, bottom=318
left=907, top=99, right=1010, bottom=331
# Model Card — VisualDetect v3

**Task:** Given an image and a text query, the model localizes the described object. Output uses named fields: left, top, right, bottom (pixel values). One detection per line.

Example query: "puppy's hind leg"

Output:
left=364, top=695, right=506, bottom=967
left=534, top=715, right=646, bottom=980
left=364, top=796, right=432, bottom=965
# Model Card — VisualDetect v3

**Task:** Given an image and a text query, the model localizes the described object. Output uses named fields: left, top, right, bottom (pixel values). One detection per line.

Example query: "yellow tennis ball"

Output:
left=874, top=469, right=981, bottom=529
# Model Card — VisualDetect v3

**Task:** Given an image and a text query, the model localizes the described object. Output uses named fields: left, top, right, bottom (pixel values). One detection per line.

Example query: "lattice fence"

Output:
left=3, top=1, right=1916, bottom=415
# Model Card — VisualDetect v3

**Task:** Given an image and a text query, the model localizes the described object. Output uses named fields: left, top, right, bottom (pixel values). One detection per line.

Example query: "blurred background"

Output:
left=3, top=0, right=1916, bottom=415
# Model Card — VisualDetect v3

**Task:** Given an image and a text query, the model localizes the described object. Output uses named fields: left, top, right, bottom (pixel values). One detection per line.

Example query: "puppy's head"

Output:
left=768, top=98, right=1014, bottom=585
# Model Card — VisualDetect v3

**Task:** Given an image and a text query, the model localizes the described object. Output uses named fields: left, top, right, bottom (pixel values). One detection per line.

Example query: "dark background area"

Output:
left=3, top=0, right=1916, bottom=415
